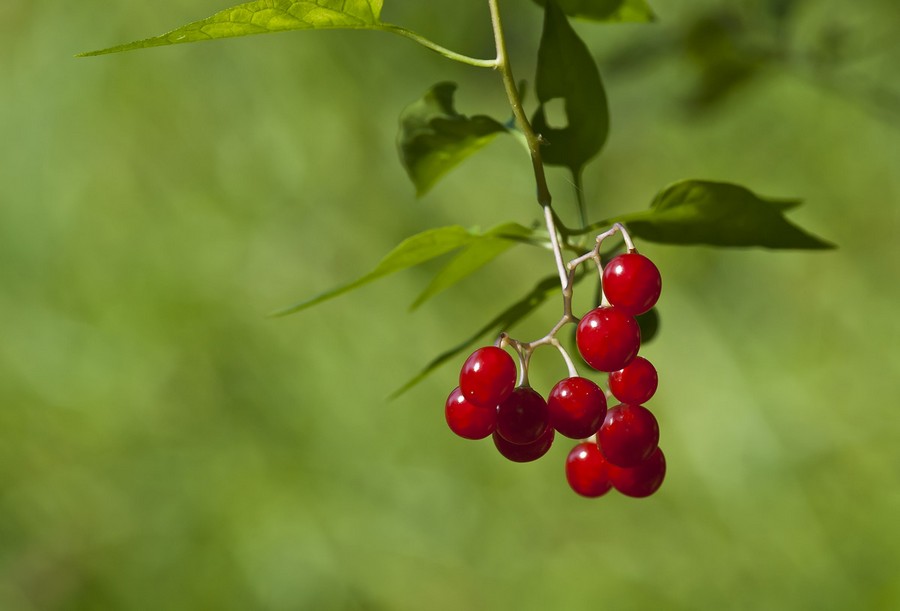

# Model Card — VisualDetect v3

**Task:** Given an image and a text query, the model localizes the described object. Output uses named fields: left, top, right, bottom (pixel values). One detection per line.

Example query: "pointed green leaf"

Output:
left=78, top=0, right=384, bottom=56
left=410, top=223, right=534, bottom=310
left=391, top=275, right=562, bottom=398
left=532, top=0, right=656, bottom=23
left=271, top=225, right=475, bottom=317
left=398, top=82, right=508, bottom=196
left=613, top=180, right=835, bottom=249
left=531, top=0, right=610, bottom=174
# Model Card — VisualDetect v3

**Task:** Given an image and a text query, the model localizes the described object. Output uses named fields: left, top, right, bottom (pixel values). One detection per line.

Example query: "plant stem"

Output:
left=382, top=24, right=498, bottom=68
left=487, top=0, right=568, bottom=290
left=573, top=169, right=589, bottom=229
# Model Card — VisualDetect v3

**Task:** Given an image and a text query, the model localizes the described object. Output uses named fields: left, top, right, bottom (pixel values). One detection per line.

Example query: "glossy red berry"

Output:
left=459, top=346, right=517, bottom=409
left=609, top=447, right=666, bottom=497
left=493, top=426, right=554, bottom=463
left=597, top=403, right=659, bottom=468
left=565, top=442, right=612, bottom=498
left=609, top=357, right=658, bottom=405
left=496, top=386, right=549, bottom=445
left=602, top=253, right=662, bottom=316
left=576, top=306, right=641, bottom=372
left=548, top=377, right=607, bottom=439
left=444, top=387, right=497, bottom=440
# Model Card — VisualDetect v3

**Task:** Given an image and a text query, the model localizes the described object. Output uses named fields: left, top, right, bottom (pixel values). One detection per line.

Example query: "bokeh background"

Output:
left=2, top=0, right=899, bottom=609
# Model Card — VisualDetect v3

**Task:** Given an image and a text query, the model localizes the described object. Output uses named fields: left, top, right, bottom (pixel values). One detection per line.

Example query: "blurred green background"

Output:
left=2, top=0, right=899, bottom=609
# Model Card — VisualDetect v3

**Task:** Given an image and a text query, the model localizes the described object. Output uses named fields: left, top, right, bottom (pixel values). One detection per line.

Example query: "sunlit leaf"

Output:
left=531, top=0, right=656, bottom=23
left=531, top=0, right=609, bottom=174
left=271, top=225, right=474, bottom=317
left=78, top=0, right=385, bottom=56
left=410, top=223, right=534, bottom=310
left=613, top=180, right=835, bottom=249
left=398, top=82, right=508, bottom=196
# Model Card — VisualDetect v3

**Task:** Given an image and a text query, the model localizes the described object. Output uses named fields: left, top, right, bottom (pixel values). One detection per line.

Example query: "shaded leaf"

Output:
left=614, top=180, right=835, bottom=249
left=271, top=225, right=475, bottom=317
left=532, top=0, right=656, bottom=23
left=531, top=0, right=610, bottom=174
left=636, top=307, right=660, bottom=344
left=398, top=82, right=508, bottom=196
left=79, top=0, right=384, bottom=56
left=410, top=223, right=534, bottom=310
left=392, top=275, right=562, bottom=398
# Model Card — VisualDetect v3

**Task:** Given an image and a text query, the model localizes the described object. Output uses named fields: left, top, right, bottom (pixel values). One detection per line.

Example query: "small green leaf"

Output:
left=614, top=180, right=835, bottom=249
left=78, top=0, right=384, bottom=56
left=398, top=82, right=508, bottom=196
left=271, top=225, right=475, bottom=317
left=410, top=223, right=534, bottom=310
left=531, top=0, right=610, bottom=174
left=531, top=0, right=656, bottom=23
left=392, top=274, right=563, bottom=398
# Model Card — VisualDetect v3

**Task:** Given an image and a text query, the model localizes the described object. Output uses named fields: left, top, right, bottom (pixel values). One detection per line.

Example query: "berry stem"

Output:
left=498, top=223, right=635, bottom=381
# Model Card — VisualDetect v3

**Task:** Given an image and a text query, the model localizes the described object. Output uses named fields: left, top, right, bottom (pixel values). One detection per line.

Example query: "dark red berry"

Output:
left=548, top=377, right=607, bottom=439
left=496, top=386, right=549, bottom=445
left=597, top=403, right=659, bottom=468
left=444, top=386, right=497, bottom=440
left=602, top=253, right=662, bottom=316
left=459, top=346, right=517, bottom=409
left=493, top=426, right=554, bottom=463
left=565, top=442, right=612, bottom=498
left=609, top=357, right=658, bottom=405
left=576, top=306, right=641, bottom=372
left=609, top=447, right=666, bottom=497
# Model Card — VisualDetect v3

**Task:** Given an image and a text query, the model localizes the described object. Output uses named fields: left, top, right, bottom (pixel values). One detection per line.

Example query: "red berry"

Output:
left=496, top=386, right=549, bottom=445
left=597, top=403, right=659, bottom=468
left=548, top=377, right=607, bottom=439
left=444, top=387, right=497, bottom=440
left=493, top=426, right=555, bottom=463
left=459, top=346, right=517, bottom=408
left=565, top=442, right=612, bottom=497
left=609, top=447, right=666, bottom=497
left=609, top=357, right=658, bottom=405
left=602, top=253, right=662, bottom=316
left=576, top=306, right=641, bottom=372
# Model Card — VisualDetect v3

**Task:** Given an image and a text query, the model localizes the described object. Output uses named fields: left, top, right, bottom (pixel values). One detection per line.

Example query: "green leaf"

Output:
left=398, top=82, right=508, bottom=196
left=613, top=180, right=835, bottom=249
left=531, top=0, right=656, bottom=23
left=391, top=274, right=563, bottom=398
left=636, top=307, right=660, bottom=344
left=78, top=0, right=384, bottom=56
left=271, top=225, right=475, bottom=317
left=531, top=0, right=610, bottom=174
left=410, top=223, right=534, bottom=310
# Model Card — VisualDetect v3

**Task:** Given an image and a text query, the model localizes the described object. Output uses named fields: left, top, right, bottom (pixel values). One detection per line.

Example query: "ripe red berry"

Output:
left=459, top=346, right=517, bottom=408
left=609, top=357, right=658, bottom=405
left=597, top=403, right=659, bottom=468
left=609, top=447, right=666, bottom=497
left=565, top=442, right=612, bottom=498
left=444, top=386, right=497, bottom=440
left=493, top=426, right=555, bottom=463
left=576, top=306, right=641, bottom=372
left=548, top=377, right=607, bottom=439
left=496, top=386, right=549, bottom=445
left=602, top=253, right=662, bottom=316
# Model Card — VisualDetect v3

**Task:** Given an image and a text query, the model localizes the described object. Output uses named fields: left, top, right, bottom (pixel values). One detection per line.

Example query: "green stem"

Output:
left=381, top=24, right=498, bottom=68
left=487, top=0, right=568, bottom=289
left=573, top=169, right=588, bottom=229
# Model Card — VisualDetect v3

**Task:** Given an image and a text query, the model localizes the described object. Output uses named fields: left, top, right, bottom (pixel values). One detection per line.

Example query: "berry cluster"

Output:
left=444, top=235, right=667, bottom=499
